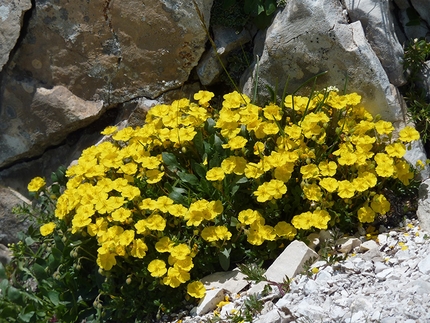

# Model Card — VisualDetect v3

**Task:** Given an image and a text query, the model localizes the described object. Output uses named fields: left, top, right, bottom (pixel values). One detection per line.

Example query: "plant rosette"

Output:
left=35, top=87, right=419, bottom=319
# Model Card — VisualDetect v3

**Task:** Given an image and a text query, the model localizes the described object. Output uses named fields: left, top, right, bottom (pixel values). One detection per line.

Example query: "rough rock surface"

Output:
left=343, top=0, right=406, bottom=87
left=0, top=86, right=104, bottom=168
left=0, top=0, right=32, bottom=71
left=241, top=0, right=403, bottom=122
left=0, top=0, right=212, bottom=168
left=0, top=185, right=31, bottom=245
left=2, top=0, right=212, bottom=103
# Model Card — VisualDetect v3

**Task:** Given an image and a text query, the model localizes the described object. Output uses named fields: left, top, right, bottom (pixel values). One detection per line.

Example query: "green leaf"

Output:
left=48, top=291, right=60, bottom=306
left=236, top=176, right=248, bottom=184
left=18, top=310, right=35, bottom=322
left=231, top=185, right=240, bottom=196
left=219, top=248, right=231, bottom=271
left=32, top=263, right=48, bottom=279
left=177, top=172, right=200, bottom=186
left=264, top=0, right=277, bottom=15
left=24, top=236, right=35, bottom=246
left=6, top=286, right=22, bottom=302
left=191, top=161, right=207, bottom=179
left=193, top=131, right=205, bottom=157
left=162, top=152, right=182, bottom=172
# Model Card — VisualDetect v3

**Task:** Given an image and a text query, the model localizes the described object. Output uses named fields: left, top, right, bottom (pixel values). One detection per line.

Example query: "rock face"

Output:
left=241, top=0, right=403, bottom=122
left=0, top=86, right=104, bottom=168
left=343, top=0, right=406, bottom=87
left=0, top=0, right=212, bottom=168
left=0, top=0, right=32, bottom=71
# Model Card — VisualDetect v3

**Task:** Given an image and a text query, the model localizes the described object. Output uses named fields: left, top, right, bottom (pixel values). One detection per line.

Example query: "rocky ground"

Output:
left=164, top=218, right=430, bottom=323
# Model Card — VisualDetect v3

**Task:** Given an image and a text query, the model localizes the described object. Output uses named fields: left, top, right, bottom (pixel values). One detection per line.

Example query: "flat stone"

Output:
left=200, top=268, right=249, bottom=294
left=195, top=288, right=227, bottom=316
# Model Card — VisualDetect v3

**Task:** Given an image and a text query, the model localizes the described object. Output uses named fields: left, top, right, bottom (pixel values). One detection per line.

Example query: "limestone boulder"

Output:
left=241, top=0, right=403, bottom=122
left=343, top=0, right=406, bottom=87
left=0, top=85, right=104, bottom=168
left=0, top=185, right=31, bottom=245
left=0, top=0, right=32, bottom=72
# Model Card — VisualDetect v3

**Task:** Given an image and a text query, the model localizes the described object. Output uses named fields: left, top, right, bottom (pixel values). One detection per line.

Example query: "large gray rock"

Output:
left=0, top=185, right=31, bottom=245
left=0, top=0, right=32, bottom=71
left=343, top=0, right=406, bottom=87
left=0, top=85, right=104, bottom=168
left=241, top=0, right=403, bottom=122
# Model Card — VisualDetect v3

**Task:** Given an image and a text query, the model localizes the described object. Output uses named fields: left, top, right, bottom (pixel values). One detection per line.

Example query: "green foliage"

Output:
left=402, top=38, right=430, bottom=146
left=211, top=0, right=281, bottom=29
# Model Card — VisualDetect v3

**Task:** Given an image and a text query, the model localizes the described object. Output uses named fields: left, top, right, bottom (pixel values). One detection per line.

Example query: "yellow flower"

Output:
left=274, top=221, right=297, bottom=240
left=312, top=210, right=331, bottom=229
left=357, top=205, right=375, bottom=223
left=146, top=169, right=164, bottom=184
left=170, top=244, right=191, bottom=260
left=194, top=90, right=214, bottom=105
left=291, top=212, right=314, bottom=230
left=100, top=125, right=118, bottom=135
left=238, top=209, right=261, bottom=225
left=111, top=207, right=132, bottom=222
left=266, top=179, right=287, bottom=199
left=398, top=126, right=420, bottom=142
left=374, top=120, right=394, bottom=135
left=385, top=142, right=406, bottom=158
left=130, top=239, right=148, bottom=258
left=222, top=136, right=248, bottom=150
left=97, top=252, right=117, bottom=271
left=300, top=164, right=319, bottom=179
left=206, top=167, right=225, bottom=181
left=338, top=151, right=357, bottom=166
left=40, top=222, right=56, bottom=236
left=303, top=183, right=322, bottom=201
left=28, top=177, right=46, bottom=192
left=254, top=182, right=272, bottom=202
left=370, top=194, right=390, bottom=214
left=318, top=161, right=337, bottom=177
left=135, top=214, right=166, bottom=233
left=337, top=180, right=355, bottom=199
left=155, top=236, right=173, bottom=253
left=187, top=281, right=206, bottom=298
left=319, top=177, right=338, bottom=192
left=148, top=259, right=167, bottom=277
left=118, top=230, right=135, bottom=246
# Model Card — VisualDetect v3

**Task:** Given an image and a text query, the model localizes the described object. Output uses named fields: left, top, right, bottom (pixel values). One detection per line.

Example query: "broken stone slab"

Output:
left=241, top=0, right=404, bottom=123
left=194, top=288, right=227, bottom=316
left=247, top=240, right=319, bottom=295
left=0, top=0, right=32, bottom=71
left=200, top=267, right=249, bottom=295
left=343, top=0, right=406, bottom=87
left=359, top=240, right=380, bottom=253
left=338, top=237, right=362, bottom=253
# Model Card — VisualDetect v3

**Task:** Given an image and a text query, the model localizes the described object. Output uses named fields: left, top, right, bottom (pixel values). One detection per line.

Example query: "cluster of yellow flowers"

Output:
left=34, top=88, right=419, bottom=299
